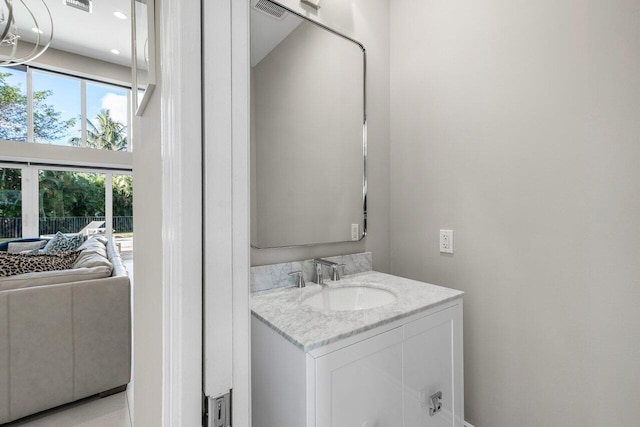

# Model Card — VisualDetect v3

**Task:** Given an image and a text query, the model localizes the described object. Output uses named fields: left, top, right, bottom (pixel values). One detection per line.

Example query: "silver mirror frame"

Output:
left=132, top=0, right=156, bottom=116
left=250, top=0, right=367, bottom=249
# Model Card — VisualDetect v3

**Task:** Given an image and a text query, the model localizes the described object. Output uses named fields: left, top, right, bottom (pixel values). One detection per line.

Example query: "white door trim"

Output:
left=158, top=0, right=203, bottom=425
left=202, top=0, right=252, bottom=424
left=231, top=0, right=252, bottom=424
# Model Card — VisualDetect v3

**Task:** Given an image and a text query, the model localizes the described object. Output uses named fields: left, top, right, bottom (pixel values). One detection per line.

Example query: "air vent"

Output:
left=254, top=0, right=287, bottom=19
left=64, top=0, right=93, bottom=13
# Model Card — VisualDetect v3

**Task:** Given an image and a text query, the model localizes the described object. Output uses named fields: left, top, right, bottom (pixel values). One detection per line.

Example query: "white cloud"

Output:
left=100, top=93, right=128, bottom=125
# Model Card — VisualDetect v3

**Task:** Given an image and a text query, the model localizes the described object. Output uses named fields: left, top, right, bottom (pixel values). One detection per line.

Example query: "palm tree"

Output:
left=69, top=109, right=128, bottom=151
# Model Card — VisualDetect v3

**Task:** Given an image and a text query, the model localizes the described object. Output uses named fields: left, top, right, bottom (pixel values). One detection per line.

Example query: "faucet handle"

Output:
left=288, top=271, right=306, bottom=288
left=331, top=264, right=346, bottom=281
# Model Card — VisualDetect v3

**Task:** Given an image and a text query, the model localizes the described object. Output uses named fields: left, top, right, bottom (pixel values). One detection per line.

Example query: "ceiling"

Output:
left=12, top=0, right=132, bottom=67
left=250, top=0, right=303, bottom=67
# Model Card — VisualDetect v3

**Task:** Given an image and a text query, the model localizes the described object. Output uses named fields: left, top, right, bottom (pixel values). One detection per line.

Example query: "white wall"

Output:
left=251, top=0, right=391, bottom=272
left=131, top=91, right=162, bottom=426
left=390, top=1, right=640, bottom=425
left=19, top=43, right=132, bottom=86
left=131, top=3, right=162, bottom=426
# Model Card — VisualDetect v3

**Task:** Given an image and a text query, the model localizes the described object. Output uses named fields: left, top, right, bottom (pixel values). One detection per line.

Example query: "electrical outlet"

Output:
left=351, top=224, right=360, bottom=241
left=440, top=229, right=454, bottom=254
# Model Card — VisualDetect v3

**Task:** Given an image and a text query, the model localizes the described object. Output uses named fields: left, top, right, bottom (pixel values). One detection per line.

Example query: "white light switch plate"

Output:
left=440, top=229, right=454, bottom=254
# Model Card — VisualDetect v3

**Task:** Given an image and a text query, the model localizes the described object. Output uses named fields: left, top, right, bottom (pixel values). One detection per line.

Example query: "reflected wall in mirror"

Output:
left=250, top=0, right=366, bottom=248
left=133, top=0, right=156, bottom=115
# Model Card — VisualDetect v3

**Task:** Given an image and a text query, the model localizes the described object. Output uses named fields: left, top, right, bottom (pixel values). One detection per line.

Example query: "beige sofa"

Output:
left=0, top=237, right=131, bottom=424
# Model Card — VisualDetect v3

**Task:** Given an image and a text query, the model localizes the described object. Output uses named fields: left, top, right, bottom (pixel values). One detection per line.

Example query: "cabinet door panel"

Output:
left=316, top=328, right=403, bottom=427
left=403, top=307, right=462, bottom=427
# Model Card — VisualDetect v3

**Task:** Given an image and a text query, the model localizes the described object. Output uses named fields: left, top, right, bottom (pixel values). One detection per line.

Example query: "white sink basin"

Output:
left=303, top=285, right=397, bottom=311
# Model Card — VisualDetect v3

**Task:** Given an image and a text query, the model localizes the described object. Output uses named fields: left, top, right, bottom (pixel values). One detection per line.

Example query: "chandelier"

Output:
left=0, top=0, right=53, bottom=67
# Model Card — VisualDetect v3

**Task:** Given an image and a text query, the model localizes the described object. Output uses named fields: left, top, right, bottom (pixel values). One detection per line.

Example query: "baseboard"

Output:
left=465, top=422, right=475, bottom=427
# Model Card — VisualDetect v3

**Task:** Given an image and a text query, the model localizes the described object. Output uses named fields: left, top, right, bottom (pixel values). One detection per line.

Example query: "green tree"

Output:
left=0, top=168, right=22, bottom=218
left=0, top=72, right=76, bottom=142
left=70, top=109, right=128, bottom=151
left=39, top=171, right=105, bottom=218
left=112, top=175, right=133, bottom=216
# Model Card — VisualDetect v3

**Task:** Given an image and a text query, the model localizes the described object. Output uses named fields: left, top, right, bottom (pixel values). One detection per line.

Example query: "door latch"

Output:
left=206, top=392, right=231, bottom=427
left=429, top=391, right=442, bottom=416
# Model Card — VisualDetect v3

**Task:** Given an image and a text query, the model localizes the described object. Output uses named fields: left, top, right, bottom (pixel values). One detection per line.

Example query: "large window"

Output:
left=32, top=70, right=81, bottom=146
left=112, top=174, right=133, bottom=237
left=0, top=68, right=28, bottom=142
left=0, top=168, right=22, bottom=242
left=0, top=66, right=131, bottom=151
left=0, top=164, right=132, bottom=243
left=39, top=170, right=106, bottom=236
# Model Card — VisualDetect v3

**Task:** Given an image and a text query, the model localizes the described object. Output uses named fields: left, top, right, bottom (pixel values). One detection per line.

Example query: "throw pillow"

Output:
left=0, top=251, right=81, bottom=277
left=7, top=240, right=46, bottom=254
left=42, top=232, right=88, bottom=254
left=68, top=233, right=88, bottom=248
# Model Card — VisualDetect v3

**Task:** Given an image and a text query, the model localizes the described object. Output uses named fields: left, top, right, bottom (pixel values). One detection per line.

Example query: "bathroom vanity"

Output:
left=251, top=271, right=464, bottom=427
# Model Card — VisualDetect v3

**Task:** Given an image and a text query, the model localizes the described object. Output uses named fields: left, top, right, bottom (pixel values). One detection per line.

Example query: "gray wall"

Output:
left=390, top=0, right=640, bottom=426
left=251, top=0, right=390, bottom=272
left=19, top=43, right=132, bottom=86
left=252, top=21, right=364, bottom=248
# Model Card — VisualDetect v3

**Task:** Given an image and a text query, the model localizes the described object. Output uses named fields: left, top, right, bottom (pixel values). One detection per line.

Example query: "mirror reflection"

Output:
left=250, top=0, right=366, bottom=248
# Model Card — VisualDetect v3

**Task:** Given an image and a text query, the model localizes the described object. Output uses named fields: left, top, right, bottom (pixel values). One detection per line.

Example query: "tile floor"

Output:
left=4, top=392, right=131, bottom=427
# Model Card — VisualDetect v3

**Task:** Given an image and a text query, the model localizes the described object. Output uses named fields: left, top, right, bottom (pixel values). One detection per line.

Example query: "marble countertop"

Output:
left=251, top=271, right=464, bottom=351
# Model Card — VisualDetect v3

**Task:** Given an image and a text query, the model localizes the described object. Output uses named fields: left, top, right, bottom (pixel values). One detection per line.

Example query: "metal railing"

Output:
left=0, top=216, right=133, bottom=238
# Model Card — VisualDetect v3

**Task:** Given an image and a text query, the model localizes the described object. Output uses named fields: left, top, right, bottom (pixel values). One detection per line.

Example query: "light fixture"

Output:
left=0, top=0, right=54, bottom=67
left=110, top=48, right=120, bottom=55
left=113, top=11, right=127, bottom=20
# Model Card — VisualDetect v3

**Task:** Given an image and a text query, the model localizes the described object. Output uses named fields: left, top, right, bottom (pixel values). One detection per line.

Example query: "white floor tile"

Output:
left=6, top=392, right=131, bottom=427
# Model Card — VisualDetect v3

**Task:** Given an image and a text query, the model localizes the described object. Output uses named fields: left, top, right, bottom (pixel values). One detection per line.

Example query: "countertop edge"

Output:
left=252, top=293, right=464, bottom=352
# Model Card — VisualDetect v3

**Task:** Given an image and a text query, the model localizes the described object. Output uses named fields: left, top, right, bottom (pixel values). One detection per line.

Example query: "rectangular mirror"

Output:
left=132, top=0, right=156, bottom=115
left=250, top=0, right=366, bottom=248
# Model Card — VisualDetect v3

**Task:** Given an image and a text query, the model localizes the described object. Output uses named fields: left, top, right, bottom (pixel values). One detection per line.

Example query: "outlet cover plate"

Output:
left=440, top=229, right=454, bottom=254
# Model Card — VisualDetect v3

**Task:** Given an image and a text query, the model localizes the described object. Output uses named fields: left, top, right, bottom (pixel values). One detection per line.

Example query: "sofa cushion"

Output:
left=0, top=266, right=112, bottom=291
left=74, top=250, right=113, bottom=270
left=0, top=251, right=81, bottom=278
left=7, top=240, right=46, bottom=254
left=78, top=236, right=107, bottom=252
left=42, top=232, right=87, bottom=255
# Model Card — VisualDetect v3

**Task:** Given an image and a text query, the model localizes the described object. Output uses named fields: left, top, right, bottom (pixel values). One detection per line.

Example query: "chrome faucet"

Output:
left=313, top=258, right=345, bottom=285
left=313, top=258, right=336, bottom=285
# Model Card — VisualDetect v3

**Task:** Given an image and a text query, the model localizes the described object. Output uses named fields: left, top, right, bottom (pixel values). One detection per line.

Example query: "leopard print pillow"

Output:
left=0, top=251, right=81, bottom=277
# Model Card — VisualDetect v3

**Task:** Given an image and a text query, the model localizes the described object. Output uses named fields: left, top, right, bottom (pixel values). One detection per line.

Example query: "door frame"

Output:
left=201, top=0, right=252, bottom=425
left=160, top=0, right=251, bottom=425
left=157, top=0, right=203, bottom=425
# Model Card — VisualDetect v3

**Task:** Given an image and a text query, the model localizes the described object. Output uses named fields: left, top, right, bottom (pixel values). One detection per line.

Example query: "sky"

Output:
left=1, top=67, right=128, bottom=146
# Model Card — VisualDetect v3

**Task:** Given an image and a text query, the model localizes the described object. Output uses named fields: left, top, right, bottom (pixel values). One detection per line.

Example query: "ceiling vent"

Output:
left=64, top=0, right=93, bottom=13
left=254, top=0, right=287, bottom=20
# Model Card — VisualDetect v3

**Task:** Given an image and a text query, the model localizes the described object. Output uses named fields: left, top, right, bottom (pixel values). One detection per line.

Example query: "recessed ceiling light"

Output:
left=110, top=49, right=121, bottom=55
left=31, top=27, right=44, bottom=34
left=113, top=11, right=127, bottom=19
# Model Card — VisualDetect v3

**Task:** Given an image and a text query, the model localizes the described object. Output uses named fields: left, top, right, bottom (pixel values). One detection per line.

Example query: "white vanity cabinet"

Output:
left=251, top=299, right=463, bottom=427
